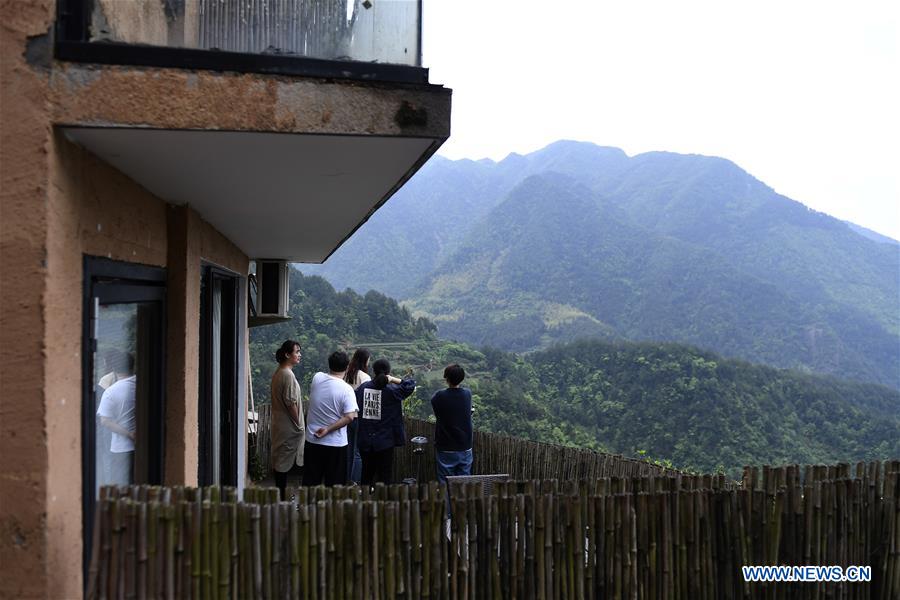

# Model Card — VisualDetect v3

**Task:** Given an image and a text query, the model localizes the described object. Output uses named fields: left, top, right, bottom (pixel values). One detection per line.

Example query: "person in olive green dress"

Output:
left=271, top=340, right=305, bottom=500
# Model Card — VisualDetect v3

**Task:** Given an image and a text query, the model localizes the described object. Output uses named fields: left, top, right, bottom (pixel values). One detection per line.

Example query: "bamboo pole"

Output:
left=317, top=501, right=327, bottom=600
left=371, top=501, right=381, bottom=600
left=125, top=499, right=137, bottom=600
left=139, top=501, right=149, bottom=600
left=411, top=498, right=423, bottom=600
left=290, top=504, right=300, bottom=600
left=300, top=504, right=311, bottom=600
left=386, top=502, right=398, bottom=600
left=165, top=503, right=176, bottom=600
left=535, top=490, right=546, bottom=600
left=251, top=504, right=262, bottom=600
left=209, top=499, right=219, bottom=600
left=262, top=504, right=272, bottom=600
left=271, top=501, right=281, bottom=600
left=218, top=502, right=230, bottom=600
left=110, top=499, right=122, bottom=600
left=237, top=505, right=249, bottom=600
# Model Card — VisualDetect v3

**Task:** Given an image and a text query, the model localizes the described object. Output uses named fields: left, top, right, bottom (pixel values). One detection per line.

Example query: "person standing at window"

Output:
left=302, top=351, right=358, bottom=487
left=430, top=364, right=473, bottom=483
left=355, top=359, right=415, bottom=485
left=270, top=340, right=305, bottom=500
left=343, top=348, right=372, bottom=484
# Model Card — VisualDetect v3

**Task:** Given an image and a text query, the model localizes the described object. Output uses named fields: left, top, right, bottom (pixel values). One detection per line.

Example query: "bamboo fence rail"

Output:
left=89, top=460, right=899, bottom=599
left=398, top=418, right=684, bottom=483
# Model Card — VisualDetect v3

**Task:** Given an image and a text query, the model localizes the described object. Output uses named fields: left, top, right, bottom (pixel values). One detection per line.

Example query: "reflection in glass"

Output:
left=93, top=303, right=154, bottom=495
left=210, top=278, right=222, bottom=485
left=87, top=0, right=421, bottom=67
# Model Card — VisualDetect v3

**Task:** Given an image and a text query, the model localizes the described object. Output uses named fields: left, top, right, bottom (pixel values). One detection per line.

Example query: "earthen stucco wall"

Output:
left=1, top=1, right=59, bottom=597
left=38, top=135, right=248, bottom=599
left=49, top=62, right=450, bottom=139
left=41, top=133, right=170, bottom=599
left=166, top=205, right=249, bottom=487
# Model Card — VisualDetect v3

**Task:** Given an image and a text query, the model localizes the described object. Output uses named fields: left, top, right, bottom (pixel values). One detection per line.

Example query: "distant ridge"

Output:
left=302, top=141, right=900, bottom=389
left=844, top=221, right=899, bottom=246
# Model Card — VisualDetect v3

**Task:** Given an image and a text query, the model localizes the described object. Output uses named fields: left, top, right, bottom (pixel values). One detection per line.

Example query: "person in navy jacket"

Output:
left=354, top=358, right=415, bottom=484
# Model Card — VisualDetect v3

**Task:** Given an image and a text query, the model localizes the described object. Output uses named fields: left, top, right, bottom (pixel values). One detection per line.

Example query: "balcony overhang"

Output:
left=51, top=61, right=451, bottom=262
left=62, top=127, right=439, bottom=262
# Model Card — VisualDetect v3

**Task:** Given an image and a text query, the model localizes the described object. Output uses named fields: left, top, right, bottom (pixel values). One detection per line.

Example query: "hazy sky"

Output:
left=422, top=0, right=900, bottom=240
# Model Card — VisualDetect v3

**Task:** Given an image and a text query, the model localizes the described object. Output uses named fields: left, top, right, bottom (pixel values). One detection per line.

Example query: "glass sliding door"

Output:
left=199, top=266, right=239, bottom=487
left=82, top=257, right=166, bottom=577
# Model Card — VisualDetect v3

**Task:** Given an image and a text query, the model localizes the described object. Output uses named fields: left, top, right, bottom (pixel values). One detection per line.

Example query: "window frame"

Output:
left=81, top=256, right=167, bottom=580
left=198, top=264, right=241, bottom=487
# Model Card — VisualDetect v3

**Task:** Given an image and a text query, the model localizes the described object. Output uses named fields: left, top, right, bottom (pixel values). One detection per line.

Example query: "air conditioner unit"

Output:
left=254, top=260, right=290, bottom=318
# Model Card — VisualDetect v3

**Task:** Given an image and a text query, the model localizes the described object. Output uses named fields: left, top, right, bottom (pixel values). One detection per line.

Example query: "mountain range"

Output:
left=303, top=141, right=900, bottom=388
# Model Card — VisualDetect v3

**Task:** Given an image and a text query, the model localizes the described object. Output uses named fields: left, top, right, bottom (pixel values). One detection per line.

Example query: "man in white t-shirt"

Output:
left=302, top=351, right=358, bottom=486
left=96, top=353, right=136, bottom=486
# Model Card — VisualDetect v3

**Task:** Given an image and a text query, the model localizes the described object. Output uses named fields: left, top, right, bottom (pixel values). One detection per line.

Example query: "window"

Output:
left=199, top=265, right=240, bottom=486
left=82, top=257, right=166, bottom=575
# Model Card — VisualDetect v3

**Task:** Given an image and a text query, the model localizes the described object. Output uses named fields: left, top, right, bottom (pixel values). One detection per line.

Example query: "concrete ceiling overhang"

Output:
left=62, top=127, right=439, bottom=262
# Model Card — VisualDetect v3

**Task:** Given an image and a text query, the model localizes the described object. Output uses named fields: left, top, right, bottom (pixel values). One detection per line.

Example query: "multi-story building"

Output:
left=0, top=1, right=451, bottom=596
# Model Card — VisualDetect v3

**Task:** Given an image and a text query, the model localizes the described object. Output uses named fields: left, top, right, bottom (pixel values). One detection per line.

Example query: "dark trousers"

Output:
left=360, top=447, right=395, bottom=485
left=273, top=463, right=303, bottom=500
left=346, top=419, right=362, bottom=483
left=301, top=442, right=348, bottom=487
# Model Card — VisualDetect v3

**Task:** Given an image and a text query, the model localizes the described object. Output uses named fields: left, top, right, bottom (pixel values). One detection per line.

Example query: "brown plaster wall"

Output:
left=3, top=131, right=248, bottom=597
left=165, top=205, right=248, bottom=486
left=1, top=1, right=56, bottom=597
left=40, top=132, right=171, bottom=599
left=49, top=63, right=451, bottom=140
left=52, top=131, right=169, bottom=265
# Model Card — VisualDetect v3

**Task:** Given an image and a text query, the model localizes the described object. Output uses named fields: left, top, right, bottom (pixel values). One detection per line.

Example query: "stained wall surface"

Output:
left=1, top=1, right=58, bottom=597
left=49, top=62, right=450, bottom=139
left=42, top=132, right=172, bottom=600
left=166, top=205, right=249, bottom=487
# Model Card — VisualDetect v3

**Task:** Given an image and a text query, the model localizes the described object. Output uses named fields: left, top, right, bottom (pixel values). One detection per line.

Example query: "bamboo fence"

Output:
left=252, top=407, right=680, bottom=483
left=398, top=418, right=684, bottom=483
left=88, top=460, right=899, bottom=599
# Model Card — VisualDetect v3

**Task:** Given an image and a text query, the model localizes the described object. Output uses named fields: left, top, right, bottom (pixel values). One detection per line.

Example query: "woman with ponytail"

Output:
left=270, top=340, right=305, bottom=500
left=343, top=349, right=371, bottom=483
left=354, top=358, right=415, bottom=484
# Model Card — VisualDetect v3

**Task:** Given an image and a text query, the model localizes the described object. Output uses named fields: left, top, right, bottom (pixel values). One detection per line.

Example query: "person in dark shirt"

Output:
left=430, top=364, right=473, bottom=483
left=355, top=358, right=416, bottom=485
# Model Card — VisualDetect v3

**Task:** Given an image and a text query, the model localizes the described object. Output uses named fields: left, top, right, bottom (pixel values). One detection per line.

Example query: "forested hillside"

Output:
left=250, top=271, right=900, bottom=475
left=302, top=141, right=900, bottom=388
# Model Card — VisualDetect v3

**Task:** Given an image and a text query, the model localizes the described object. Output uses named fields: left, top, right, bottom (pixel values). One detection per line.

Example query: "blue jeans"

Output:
left=435, top=449, right=473, bottom=483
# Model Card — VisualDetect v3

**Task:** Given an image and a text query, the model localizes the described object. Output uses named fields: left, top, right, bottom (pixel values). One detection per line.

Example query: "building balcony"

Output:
left=57, top=0, right=425, bottom=82
left=53, top=0, right=450, bottom=264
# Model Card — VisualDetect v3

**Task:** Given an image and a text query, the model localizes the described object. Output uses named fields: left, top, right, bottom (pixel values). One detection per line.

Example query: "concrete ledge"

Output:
left=49, top=62, right=451, bottom=140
